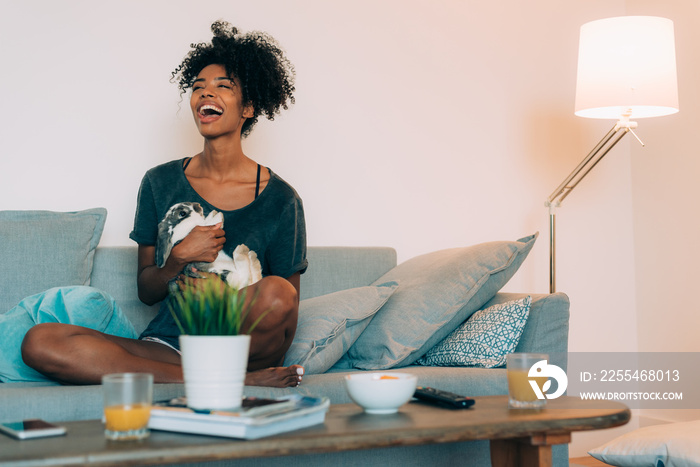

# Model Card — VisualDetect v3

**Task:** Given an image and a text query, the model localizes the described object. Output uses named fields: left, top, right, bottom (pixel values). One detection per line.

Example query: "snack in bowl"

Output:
left=344, top=372, right=417, bottom=414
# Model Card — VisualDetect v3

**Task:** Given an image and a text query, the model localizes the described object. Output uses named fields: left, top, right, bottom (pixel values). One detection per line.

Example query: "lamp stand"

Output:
left=545, top=116, right=643, bottom=293
left=549, top=202, right=557, bottom=294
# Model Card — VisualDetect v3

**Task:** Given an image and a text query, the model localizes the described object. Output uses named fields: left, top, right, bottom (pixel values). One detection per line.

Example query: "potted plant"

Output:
left=169, top=277, right=263, bottom=411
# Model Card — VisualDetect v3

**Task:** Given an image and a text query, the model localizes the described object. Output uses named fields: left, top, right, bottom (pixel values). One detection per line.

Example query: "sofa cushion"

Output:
left=416, top=296, right=531, bottom=368
left=283, top=282, right=398, bottom=374
left=336, top=234, right=537, bottom=370
left=589, top=420, right=700, bottom=467
left=0, top=208, right=107, bottom=314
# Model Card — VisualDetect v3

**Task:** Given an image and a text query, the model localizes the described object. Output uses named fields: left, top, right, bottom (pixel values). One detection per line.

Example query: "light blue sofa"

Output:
left=0, top=243, right=570, bottom=465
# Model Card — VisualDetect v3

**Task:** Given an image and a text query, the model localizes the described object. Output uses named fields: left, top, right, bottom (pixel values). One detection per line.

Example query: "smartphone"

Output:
left=0, top=419, right=67, bottom=440
left=155, top=396, right=296, bottom=417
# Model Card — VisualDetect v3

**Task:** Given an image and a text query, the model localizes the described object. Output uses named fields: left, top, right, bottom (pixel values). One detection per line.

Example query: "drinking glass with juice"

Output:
left=102, top=373, right=153, bottom=440
left=506, top=353, right=548, bottom=409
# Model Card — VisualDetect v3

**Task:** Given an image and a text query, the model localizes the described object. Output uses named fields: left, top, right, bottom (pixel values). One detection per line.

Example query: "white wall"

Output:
left=0, top=0, right=629, bottom=294
left=628, top=0, right=700, bottom=353
left=626, top=0, right=700, bottom=428
left=6, top=0, right=691, bottom=456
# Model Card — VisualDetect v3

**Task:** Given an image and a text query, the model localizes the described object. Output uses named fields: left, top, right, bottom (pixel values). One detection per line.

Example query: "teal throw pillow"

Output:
left=0, top=208, right=107, bottom=313
left=416, top=296, right=531, bottom=368
left=336, top=234, right=537, bottom=370
left=0, top=286, right=137, bottom=383
left=283, top=282, right=398, bottom=374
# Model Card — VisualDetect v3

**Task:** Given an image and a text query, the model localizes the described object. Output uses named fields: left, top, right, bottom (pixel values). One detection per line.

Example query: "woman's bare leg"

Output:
left=242, top=276, right=304, bottom=387
left=21, top=276, right=304, bottom=388
left=21, top=323, right=183, bottom=385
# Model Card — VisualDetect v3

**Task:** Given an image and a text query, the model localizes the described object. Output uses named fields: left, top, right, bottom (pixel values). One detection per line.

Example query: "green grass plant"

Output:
left=168, top=277, right=265, bottom=336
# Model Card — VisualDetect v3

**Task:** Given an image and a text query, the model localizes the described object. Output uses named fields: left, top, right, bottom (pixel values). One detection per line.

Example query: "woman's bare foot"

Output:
left=245, top=365, right=304, bottom=388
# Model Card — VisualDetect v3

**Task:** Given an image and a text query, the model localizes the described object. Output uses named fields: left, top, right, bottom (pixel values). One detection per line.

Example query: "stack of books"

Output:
left=148, top=395, right=330, bottom=440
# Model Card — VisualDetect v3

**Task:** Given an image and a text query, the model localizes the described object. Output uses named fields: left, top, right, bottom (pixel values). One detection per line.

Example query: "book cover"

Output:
left=148, top=395, right=330, bottom=439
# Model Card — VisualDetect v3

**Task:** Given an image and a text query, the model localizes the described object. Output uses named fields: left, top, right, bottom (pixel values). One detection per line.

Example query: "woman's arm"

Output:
left=137, top=245, right=179, bottom=305
left=136, top=224, right=226, bottom=305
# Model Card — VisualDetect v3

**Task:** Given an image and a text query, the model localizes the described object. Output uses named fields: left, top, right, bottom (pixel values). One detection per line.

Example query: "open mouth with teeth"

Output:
left=199, top=104, right=224, bottom=117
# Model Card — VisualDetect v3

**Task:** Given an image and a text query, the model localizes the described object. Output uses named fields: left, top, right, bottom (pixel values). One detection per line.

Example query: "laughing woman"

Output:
left=21, top=21, right=307, bottom=388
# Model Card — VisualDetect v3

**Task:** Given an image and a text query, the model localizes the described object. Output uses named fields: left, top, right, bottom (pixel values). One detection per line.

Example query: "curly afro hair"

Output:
left=172, top=21, right=295, bottom=137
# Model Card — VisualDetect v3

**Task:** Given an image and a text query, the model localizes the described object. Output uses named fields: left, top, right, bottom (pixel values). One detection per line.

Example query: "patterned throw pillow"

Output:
left=416, top=296, right=531, bottom=368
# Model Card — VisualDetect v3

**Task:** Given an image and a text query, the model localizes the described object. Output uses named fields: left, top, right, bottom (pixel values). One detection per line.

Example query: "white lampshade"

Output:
left=575, top=16, right=679, bottom=119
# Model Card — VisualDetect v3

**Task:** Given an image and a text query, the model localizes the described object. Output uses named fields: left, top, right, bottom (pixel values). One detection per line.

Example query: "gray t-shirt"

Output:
left=130, top=158, right=307, bottom=348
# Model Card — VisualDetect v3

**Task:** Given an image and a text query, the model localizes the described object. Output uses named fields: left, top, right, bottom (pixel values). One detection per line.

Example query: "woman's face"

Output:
left=189, top=64, right=253, bottom=139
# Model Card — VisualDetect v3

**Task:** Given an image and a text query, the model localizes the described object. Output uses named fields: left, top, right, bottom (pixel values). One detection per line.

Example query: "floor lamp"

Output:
left=546, top=16, right=679, bottom=293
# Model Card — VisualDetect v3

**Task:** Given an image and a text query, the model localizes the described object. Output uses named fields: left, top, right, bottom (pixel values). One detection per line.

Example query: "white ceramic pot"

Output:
left=179, top=335, right=250, bottom=411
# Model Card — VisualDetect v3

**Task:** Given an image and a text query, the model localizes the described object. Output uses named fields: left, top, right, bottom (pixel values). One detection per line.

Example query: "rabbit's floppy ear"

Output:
left=156, top=216, right=174, bottom=268
left=156, top=202, right=191, bottom=268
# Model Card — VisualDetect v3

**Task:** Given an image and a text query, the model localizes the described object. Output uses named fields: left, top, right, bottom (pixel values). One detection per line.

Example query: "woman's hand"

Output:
left=169, top=223, right=226, bottom=266
left=136, top=223, right=226, bottom=306
left=175, top=270, right=227, bottom=293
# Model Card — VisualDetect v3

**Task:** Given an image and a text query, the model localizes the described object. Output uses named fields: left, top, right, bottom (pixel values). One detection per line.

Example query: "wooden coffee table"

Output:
left=0, top=396, right=629, bottom=467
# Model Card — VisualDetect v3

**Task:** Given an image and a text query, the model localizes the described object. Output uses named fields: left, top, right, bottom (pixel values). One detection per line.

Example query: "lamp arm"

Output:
left=545, top=119, right=639, bottom=293
left=546, top=123, right=627, bottom=208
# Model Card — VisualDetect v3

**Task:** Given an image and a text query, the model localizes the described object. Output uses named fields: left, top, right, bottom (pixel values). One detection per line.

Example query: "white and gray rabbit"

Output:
left=156, top=202, right=263, bottom=290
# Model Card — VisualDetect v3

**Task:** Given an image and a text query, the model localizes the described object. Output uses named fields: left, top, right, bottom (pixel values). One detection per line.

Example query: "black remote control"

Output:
left=413, top=387, right=475, bottom=409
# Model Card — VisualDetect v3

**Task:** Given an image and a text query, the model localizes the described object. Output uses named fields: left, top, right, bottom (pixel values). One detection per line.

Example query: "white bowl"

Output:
left=344, top=372, right=417, bottom=414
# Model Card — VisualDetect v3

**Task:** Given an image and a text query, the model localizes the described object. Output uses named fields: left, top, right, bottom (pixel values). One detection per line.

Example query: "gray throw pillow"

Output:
left=283, top=282, right=398, bottom=374
left=0, top=208, right=107, bottom=313
left=338, top=234, right=537, bottom=370
left=588, top=419, right=700, bottom=467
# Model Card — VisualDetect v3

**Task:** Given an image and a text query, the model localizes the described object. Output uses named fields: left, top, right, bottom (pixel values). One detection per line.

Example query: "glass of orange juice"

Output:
left=102, top=373, right=153, bottom=440
left=506, top=353, right=548, bottom=409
